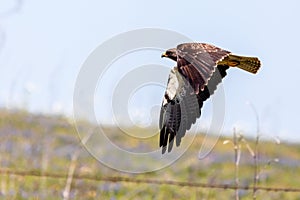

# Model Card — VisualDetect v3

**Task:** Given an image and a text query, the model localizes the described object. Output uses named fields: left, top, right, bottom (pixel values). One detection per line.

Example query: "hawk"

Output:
left=159, top=43, right=261, bottom=154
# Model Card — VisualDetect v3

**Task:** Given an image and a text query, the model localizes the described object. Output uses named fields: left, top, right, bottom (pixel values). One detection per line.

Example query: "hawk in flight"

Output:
left=159, top=43, right=261, bottom=153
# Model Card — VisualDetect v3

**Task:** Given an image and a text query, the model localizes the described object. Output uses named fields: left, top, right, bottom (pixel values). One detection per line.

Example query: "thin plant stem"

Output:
left=233, top=128, right=240, bottom=200
left=62, top=130, right=94, bottom=200
left=248, top=103, right=260, bottom=200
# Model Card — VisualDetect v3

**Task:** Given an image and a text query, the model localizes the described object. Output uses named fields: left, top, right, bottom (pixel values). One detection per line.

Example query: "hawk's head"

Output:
left=161, top=48, right=177, bottom=61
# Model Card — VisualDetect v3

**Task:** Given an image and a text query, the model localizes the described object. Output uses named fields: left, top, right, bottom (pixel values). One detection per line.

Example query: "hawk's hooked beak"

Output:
left=161, top=52, right=167, bottom=58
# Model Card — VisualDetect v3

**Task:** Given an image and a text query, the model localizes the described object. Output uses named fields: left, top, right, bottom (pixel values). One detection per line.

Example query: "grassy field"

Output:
left=0, top=109, right=300, bottom=199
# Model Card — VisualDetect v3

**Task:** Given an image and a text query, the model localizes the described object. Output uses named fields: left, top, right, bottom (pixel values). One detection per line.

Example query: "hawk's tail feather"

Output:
left=218, top=55, right=261, bottom=74
left=229, top=55, right=261, bottom=74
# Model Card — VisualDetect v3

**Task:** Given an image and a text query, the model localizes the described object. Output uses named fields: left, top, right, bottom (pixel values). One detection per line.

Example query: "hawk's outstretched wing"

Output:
left=176, top=43, right=231, bottom=94
left=159, top=65, right=229, bottom=153
left=159, top=67, right=199, bottom=153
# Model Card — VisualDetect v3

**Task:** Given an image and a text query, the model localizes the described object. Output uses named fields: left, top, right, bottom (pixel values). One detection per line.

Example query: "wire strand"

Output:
left=1, top=168, right=300, bottom=193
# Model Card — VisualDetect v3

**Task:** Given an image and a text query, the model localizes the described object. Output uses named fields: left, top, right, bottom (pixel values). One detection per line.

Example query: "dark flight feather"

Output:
left=159, top=65, right=229, bottom=153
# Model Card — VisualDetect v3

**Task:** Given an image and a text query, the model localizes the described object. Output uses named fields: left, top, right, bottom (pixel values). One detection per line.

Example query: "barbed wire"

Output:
left=1, top=168, right=300, bottom=193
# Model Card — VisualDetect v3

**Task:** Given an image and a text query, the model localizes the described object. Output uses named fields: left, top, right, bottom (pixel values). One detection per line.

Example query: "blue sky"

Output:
left=1, top=0, right=300, bottom=142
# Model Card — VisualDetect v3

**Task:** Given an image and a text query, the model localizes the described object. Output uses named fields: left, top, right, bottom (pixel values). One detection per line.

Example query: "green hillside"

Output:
left=0, top=109, right=299, bottom=199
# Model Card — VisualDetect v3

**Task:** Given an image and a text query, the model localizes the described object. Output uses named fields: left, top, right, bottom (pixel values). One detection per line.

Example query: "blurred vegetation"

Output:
left=0, top=109, right=300, bottom=199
